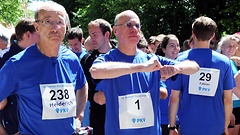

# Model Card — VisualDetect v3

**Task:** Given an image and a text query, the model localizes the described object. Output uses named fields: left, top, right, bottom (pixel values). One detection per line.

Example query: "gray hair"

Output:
left=0, top=34, right=9, bottom=44
left=218, top=34, right=239, bottom=51
left=34, top=1, right=67, bottom=21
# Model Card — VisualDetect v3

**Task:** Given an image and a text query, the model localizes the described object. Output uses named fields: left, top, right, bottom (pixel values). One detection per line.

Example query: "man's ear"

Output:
left=105, top=31, right=110, bottom=39
left=34, top=22, right=40, bottom=33
left=210, top=33, right=215, bottom=41
left=191, top=31, right=195, bottom=38
left=113, top=26, right=118, bottom=36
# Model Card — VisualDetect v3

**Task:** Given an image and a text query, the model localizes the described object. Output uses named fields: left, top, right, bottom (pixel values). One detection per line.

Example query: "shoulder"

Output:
left=60, top=46, right=79, bottom=59
left=212, top=51, right=230, bottom=63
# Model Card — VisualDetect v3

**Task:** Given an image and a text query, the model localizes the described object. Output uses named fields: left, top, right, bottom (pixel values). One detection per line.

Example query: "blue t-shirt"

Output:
left=172, top=48, right=235, bottom=135
left=0, top=45, right=86, bottom=135
left=94, top=49, right=177, bottom=135
left=73, top=48, right=87, bottom=60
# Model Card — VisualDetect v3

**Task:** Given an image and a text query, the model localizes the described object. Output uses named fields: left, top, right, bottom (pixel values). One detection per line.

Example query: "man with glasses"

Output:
left=0, top=1, right=87, bottom=135
left=90, top=10, right=200, bottom=135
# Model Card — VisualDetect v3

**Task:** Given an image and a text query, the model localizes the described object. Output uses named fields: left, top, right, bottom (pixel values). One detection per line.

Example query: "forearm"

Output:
left=169, top=90, right=180, bottom=126
left=224, top=90, right=233, bottom=129
left=76, top=83, right=88, bottom=121
left=175, top=60, right=199, bottom=75
left=90, top=62, right=147, bottom=79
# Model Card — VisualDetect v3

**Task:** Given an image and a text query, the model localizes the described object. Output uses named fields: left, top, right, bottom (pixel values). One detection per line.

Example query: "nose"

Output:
left=51, top=24, right=63, bottom=32
left=130, top=26, right=139, bottom=33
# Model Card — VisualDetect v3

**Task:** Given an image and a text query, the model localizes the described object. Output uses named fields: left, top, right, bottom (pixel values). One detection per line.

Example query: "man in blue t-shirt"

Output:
left=0, top=1, right=88, bottom=135
left=66, top=27, right=87, bottom=61
left=169, top=16, right=234, bottom=135
left=89, top=10, right=200, bottom=135
left=0, top=18, right=39, bottom=135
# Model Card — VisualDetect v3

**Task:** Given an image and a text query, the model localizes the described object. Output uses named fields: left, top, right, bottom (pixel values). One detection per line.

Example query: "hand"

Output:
left=145, top=56, right=162, bottom=72
left=169, top=128, right=179, bottom=135
left=160, top=65, right=180, bottom=81
left=229, top=113, right=236, bottom=127
left=224, top=126, right=229, bottom=135
left=75, top=118, right=81, bottom=133
left=94, top=91, right=106, bottom=105
left=160, top=87, right=168, bottom=100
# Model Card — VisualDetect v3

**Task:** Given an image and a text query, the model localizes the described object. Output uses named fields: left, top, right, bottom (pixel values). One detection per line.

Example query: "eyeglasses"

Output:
left=35, top=18, right=66, bottom=27
left=115, top=21, right=141, bottom=29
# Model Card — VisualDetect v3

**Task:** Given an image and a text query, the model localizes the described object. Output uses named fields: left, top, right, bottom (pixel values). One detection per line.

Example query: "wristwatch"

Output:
left=167, top=125, right=176, bottom=130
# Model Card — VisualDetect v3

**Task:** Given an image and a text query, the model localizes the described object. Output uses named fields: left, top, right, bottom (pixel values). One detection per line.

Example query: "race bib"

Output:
left=189, top=68, right=220, bottom=97
left=40, top=83, right=76, bottom=120
left=118, top=92, right=154, bottom=129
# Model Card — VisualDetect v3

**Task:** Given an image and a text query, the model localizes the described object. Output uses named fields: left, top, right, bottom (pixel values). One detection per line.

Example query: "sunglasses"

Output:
left=115, top=21, right=141, bottom=29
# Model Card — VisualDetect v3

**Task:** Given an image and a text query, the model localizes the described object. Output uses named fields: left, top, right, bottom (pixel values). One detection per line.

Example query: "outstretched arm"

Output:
left=90, top=56, right=162, bottom=79
left=174, top=60, right=200, bottom=75
left=160, top=60, right=199, bottom=81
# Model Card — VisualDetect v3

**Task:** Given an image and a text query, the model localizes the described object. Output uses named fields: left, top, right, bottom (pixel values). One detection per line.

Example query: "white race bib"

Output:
left=118, top=92, right=154, bottom=129
left=189, top=68, right=220, bottom=97
left=40, top=83, right=76, bottom=120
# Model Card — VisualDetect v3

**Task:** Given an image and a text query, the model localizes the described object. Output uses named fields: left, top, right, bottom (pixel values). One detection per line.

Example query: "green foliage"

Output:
left=53, top=0, right=240, bottom=44
left=0, top=0, right=26, bottom=26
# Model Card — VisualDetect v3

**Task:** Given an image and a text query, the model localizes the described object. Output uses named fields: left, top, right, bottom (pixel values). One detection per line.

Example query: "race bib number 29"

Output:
left=189, top=68, right=220, bottom=97
left=40, top=83, right=76, bottom=120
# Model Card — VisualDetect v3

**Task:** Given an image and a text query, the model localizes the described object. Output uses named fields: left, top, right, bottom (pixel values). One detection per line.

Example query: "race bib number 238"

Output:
left=40, top=83, right=76, bottom=120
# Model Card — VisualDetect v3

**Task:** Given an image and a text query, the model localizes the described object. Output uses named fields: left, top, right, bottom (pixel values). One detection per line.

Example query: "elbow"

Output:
left=224, top=96, right=233, bottom=105
left=188, top=61, right=200, bottom=75
left=169, top=94, right=179, bottom=104
left=196, top=63, right=200, bottom=72
left=90, top=66, right=100, bottom=79
left=190, top=61, right=200, bottom=74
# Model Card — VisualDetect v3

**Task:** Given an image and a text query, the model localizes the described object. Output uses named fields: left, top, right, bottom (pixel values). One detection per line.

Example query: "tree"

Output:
left=0, top=0, right=26, bottom=27
left=54, top=0, right=240, bottom=44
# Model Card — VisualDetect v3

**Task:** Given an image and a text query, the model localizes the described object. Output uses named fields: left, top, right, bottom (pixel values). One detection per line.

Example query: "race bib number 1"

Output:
left=40, top=83, right=76, bottom=120
left=118, top=93, right=154, bottom=129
